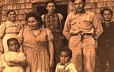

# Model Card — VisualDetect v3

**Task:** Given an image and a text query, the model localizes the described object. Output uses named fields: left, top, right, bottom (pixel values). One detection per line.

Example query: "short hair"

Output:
left=25, top=12, right=43, bottom=27
left=100, top=7, right=113, bottom=16
left=60, top=48, right=72, bottom=59
left=7, top=38, right=20, bottom=48
left=71, top=0, right=86, bottom=3
left=6, top=9, right=16, bottom=16
left=46, top=1, right=57, bottom=7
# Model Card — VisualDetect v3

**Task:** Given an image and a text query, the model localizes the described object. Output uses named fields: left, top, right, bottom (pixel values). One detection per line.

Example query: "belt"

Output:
left=71, top=33, right=93, bottom=36
left=71, top=33, right=93, bottom=42
left=80, top=33, right=93, bottom=36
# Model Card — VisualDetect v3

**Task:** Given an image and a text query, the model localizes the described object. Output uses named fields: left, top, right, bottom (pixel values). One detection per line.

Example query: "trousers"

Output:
left=69, top=35, right=96, bottom=72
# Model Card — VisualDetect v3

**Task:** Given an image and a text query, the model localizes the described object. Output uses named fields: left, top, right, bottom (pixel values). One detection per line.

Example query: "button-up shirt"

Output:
left=63, top=11, right=103, bottom=40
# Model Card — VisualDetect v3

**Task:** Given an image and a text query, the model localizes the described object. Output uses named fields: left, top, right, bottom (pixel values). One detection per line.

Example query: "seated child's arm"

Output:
left=6, top=60, right=20, bottom=67
left=18, top=59, right=28, bottom=67
left=7, top=59, right=28, bottom=67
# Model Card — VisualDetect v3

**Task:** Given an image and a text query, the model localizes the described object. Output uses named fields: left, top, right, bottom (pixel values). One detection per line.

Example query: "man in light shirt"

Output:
left=63, top=0, right=103, bottom=72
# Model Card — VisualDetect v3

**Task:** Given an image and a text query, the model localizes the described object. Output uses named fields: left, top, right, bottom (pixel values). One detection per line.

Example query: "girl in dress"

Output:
left=3, top=38, right=27, bottom=72
left=55, top=48, right=77, bottom=72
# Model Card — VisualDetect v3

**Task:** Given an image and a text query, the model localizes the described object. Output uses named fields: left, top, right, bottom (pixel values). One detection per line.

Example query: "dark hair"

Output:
left=46, top=1, right=57, bottom=7
left=60, top=48, right=72, bottom=59
left=6, top=9, right=16, bottom=16
left=7, top=38, right=20, bottom=49
left=25, top=12, right=43, bottom=27
left=100, top=7, right=113, bottom=16
left=71, top=0, right=86, bottom=3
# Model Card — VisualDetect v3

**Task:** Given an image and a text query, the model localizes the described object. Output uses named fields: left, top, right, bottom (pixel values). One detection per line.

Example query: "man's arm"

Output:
left=63, top=14, right=71, bottom=41
left=92, top=13, right=103, bottom=40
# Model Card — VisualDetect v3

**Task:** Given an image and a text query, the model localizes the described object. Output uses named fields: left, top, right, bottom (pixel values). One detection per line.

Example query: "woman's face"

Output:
left=27, top=17, right=40, bottom=30
left=102, top=10, right=112, bottom=21
left=46, top=3, right=56, bottom=14
left=7, top=11, right=16, bottom=21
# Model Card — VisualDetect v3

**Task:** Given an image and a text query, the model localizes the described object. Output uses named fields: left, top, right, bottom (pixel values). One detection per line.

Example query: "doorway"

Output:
left=33, top=2, right=68, bottom=20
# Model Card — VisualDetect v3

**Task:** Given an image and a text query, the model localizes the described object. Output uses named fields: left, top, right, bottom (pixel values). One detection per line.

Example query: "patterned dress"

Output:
left=0, top=20, right=22, bottom=53
left=18, top=26, right=53, bottom=72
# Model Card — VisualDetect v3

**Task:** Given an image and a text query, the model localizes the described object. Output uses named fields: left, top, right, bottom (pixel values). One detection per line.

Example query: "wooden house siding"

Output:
left=0, top=0, right=114, bottom=23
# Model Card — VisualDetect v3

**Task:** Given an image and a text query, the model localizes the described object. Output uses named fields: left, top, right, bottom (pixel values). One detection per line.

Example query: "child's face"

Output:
left=60, top=51, right=70, bottom=64
left=8, top=40, right=19, bottom=52
left=102, top=10, right=112, bottom=21
left=46, top=3, right=56, bottom=14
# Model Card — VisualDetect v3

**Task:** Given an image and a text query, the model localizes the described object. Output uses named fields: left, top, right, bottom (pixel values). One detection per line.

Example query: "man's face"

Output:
left=73, top=0, right=85, bottom=12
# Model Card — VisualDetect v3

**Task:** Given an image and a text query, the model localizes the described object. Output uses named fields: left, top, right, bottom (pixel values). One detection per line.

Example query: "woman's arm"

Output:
left=17, top=28, right=25, bottom=52
left=46, top=29, right=54, bottom=68
left=0, top=39, right=4, bottom=54
left=48, top=40, right=54, bottom=68
left=6, top=61, right=20, bottom=67
left=0, top=22, right=7, bottom=54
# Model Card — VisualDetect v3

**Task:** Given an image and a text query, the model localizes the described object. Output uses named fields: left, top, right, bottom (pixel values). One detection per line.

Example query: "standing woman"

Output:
left=18, top=12, right=54, bottom=72
left=0, top=9, right=23, bottom=53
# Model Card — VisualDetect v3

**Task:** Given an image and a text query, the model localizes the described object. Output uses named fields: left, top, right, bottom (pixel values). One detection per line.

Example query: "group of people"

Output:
left=0, top=0, right=114, bottom=72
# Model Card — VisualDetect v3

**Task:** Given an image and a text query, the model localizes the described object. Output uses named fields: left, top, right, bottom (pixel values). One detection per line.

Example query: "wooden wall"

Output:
left=0, top=0, right=114, bottom=23
left=0, top=0, right=50, bottom=23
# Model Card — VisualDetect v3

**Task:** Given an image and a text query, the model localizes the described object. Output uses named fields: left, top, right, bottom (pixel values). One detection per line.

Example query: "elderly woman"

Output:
left=18, top=12, right=54, bottom=72
left=0, top=9, right=23, bottom=53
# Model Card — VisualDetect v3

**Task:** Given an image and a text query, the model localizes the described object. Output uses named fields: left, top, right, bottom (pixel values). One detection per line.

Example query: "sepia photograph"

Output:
left=0, top=0, right=114, bottom=72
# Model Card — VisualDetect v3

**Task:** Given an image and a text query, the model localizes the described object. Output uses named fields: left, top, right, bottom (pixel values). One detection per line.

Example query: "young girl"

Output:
left=98, top=7, right=114, bottom=72
left=55, top=48, right=77, bottom=72
left=2, top=38, right=27, bottom=72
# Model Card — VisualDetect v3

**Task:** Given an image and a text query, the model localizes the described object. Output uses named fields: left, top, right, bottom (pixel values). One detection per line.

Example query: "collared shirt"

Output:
left=55, top=62, right=77, bottom=72
left=63, top=11, right=103, bottom=40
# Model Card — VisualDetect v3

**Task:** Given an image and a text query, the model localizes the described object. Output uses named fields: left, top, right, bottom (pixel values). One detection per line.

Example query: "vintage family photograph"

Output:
left=0, top=0, right=114, bottom=72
